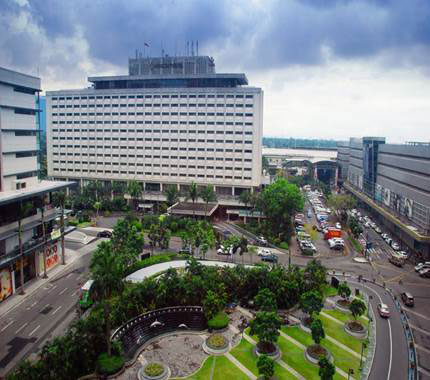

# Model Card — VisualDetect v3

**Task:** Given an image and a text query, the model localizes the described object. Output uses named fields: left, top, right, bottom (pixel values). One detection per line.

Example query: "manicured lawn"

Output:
left=178, top=355, right=249, bottom=380
left=320, top=315, right=364, bottom=353
left=322, top=284, right=339, bottom=297
left=282, top=326, right=361, bottom=379
left=323, top=309, right=368, bottom=326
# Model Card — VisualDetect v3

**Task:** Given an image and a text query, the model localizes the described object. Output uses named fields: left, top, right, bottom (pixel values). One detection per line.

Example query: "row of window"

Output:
left=52, top=103, right=254, bottom=109
left=53, top=119, right=254, bottom=126
left=52, top=129, right=253, bottom=135
left=52, top=112, right=253, bottom=118
left=53, top=154, right=252, bottom=161
left=52, top=145, right=253, bottom=153
left=52, top=136, right=253, bottom=144
left=52, top=94, right=254, bottom=101
left=51, top=168, right=252, bottom=180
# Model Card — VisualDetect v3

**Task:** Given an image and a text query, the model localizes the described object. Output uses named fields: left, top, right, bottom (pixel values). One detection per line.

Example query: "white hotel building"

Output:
left=46, top=55, right=263, bottom=210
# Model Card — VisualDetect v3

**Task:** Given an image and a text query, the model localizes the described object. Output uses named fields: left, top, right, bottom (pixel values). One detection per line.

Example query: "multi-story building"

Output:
left=46, top=55, right=263, bottom=212
left=337, top=137, right=430, bottom=259
left=0, top=67, right=73, bottom=303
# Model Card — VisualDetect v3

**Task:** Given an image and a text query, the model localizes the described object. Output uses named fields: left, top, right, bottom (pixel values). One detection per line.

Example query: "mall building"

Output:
left=337, top=137, right=430, bottom=259
left=46, top=54, right=263, bottom=217
left=0, top=67, right=73, bottom=303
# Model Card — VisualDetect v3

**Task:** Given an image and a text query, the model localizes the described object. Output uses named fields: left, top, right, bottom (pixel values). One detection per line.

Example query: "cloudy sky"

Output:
left=1, top=0, right=430, bottom=143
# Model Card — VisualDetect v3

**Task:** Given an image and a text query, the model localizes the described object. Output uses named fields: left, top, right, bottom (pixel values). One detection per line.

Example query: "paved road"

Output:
left=0, top=239, right=103, bottom=377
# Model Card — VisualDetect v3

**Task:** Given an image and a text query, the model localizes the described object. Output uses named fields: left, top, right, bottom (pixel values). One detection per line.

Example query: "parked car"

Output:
left=335, top=222, right=341, bottom=229
left=401, top=292, right=414, bottom=307
left=397, top=251, right=408, bottom=259
left=419, top=268, right=430, bottom=278
left=415, top=262, right=430, bottom=272
left=374, top=227, right=382, bottom=234
left=385, top=237, right=393, bottom=246
left=391, top=242, right=400, bottom=251
left=261, top=253, right=278, bottom=263
left=381, top=233, right=389, bottom=240
left=377, top=303, right=390, bottom=318
left=257, top=248, right=272, bottom=257
left=97, top=230, right=112, bottom=238
left=258, top=236, right=268, bottom=246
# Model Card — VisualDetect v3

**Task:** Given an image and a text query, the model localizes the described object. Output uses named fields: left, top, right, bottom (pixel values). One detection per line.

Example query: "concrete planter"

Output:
left=335, top=300, right=352, bottom=313
left=202, top=335, right=230, bottom=356
left=253, top=343, right=281, bottom=361
left=299, top=323, right=311, bottom=334
left=344, top=321, right=368, bottom=339
left=138, top=363, right=170, bottom=380
left=305, top=345, right=333, bottom=364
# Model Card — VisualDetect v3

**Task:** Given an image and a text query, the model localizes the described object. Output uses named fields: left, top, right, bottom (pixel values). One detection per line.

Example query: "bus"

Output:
left=79, top=279, right=95, bottom=310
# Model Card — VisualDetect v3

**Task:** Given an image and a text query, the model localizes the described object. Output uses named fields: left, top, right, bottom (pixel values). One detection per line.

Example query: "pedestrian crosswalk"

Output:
left=366, top=247, right=384, bottom=259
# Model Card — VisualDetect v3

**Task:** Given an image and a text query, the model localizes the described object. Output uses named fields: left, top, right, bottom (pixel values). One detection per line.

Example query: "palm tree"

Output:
left=93, top=201, right=101, bottom=225
left=239, top=190, right=251, bottom=223
left=112, top=181, right=126, bottom=199
left=53, top=191, right=67, bottom=265
left=186, top=182, right=199, bottom=219
left=90, top=241, right=124, bottom=356
left=17, top=201, right=33, bottom=294
left=200, top=185, right=217, bottom=219
left=164, top=184, right=180, bottom=207
left=36, top=195, right=48, bottom=278
left=127, top=180, right=143, bottom=212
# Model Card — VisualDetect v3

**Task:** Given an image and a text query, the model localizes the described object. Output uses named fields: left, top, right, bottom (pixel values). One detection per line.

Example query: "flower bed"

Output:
left=202, top=334, right=230, bottom=355
left=253, top=342, right=281, bottom=360
left=335, top=299, right=352, bottom=312
left=344, top=320, right=368, bottom=339
left=305, top=344, right=332, bottom=364
left=138, top=362, right=169, bottom=380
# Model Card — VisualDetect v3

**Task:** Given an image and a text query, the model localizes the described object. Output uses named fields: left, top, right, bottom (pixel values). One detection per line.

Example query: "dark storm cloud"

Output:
left=2, top=0, right=430, bottom=72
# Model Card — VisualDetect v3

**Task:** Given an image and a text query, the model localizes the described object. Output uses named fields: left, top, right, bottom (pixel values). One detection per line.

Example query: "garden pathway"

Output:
left=224, top=352, right=257, bottom=379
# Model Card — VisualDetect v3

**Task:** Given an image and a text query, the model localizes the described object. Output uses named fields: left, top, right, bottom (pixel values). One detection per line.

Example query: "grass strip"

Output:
left=320, top=315, right=363, bottom=353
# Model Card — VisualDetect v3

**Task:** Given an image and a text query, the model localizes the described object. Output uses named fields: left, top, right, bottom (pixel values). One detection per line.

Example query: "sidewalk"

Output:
left=0, top=248, right=81, bottom=319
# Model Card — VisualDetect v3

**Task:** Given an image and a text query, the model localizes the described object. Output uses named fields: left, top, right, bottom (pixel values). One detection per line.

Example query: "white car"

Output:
left=391, top=242, right=400, bottom=251
left=397, top=251, right=408, bottom=259
left=258, top=248, right=272, bottom=257
left=258, top=236, right=268, bottom=246
left=335, top=222, right=341, bottom=229
left=374, top=227, right=382, bottom=234
left=381, top=233, right=389, bottom=240
left=415, top=262, right=430, bottom=272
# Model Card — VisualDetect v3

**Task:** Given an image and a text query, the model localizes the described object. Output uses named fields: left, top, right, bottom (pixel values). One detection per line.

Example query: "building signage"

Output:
left=404, top=198, right=413, bottom=219
left=382, top=188, right=391, bottom=207
left=51, top=229, right=61, bottom=240
left=45, top=243, right=60, bottom=271
left=0, top=268, right=13, bottom=302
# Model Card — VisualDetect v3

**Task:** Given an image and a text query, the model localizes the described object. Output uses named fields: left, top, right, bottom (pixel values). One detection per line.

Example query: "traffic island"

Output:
left=344, top=320, right=368, bottom=339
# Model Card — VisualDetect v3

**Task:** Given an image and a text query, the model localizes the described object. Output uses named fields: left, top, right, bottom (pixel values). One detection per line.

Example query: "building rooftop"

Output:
left=0, top=66, right=41, bottom=91
left=0, top=180, right=76, bottom=206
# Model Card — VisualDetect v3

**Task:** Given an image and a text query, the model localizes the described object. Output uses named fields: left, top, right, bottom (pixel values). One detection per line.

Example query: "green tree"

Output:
left=199, top=185, right=217, bottom=219
left=327, top=194, right=356, bottom=222
left=239, top=190, right=251, bottom=209
left=319, top=357, right=336, bottom=380
left=304, top=259, right=327, bottom=292
left=257, top=354, right=275, bottom=380
left=127, top=180, right=143, bottom=211
left=254, top=288, right=277, bottom=312
left=300, top=290, right=324, bottom=320
left=93, top=201, right=101, bottom=224
left=53, top=191, right=67, bottom=265
left=348, top=216, right=363, bottom=238
left=311, top=318, right=325, bottom=345
left=337, top=282, right=351, bottom=300
left=185, top=181, right=199, bottom=219
left=203, top=290, right=223, bottom=320
left=262, top=155, right=270, bottom=173
left=164, top=184, right=180, bottom=207
left=257, top=178, right=304, bottom=241
left=17, top=201, right=33, bottom=294
left=249, top=311, right=282, bottom=354
left=112, top=181, right=126, bottom=197
left=147, top=223, right=159, bottom=256
left=238, top=236, right=248, bottom=265
left=349, top=299, right=366, bottom=320
left=90, top=241, right=124, bottom=356
left=111, top=218, right=144, bottom=267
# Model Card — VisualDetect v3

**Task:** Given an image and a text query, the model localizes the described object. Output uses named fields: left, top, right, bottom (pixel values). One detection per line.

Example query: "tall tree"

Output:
left=349, top=299, right=366, bottom=320
left=111, top=218, right=144, bottom=266
left=17, top=201, right=33, bottom=294
left=311, top=318, right=325, bottom=346
left=112, top=181, right=126, bottom=198
left=254, top=288, right=277, bottom=312
left=199, top=185, right=217, bottom=219
left=53, top=191, right=67, bottom=265
left=319, top=357, right=336, bottom=380
left=337, top=282, right=351, bottom=301
left=300, top=290, right=324, bottom=321
left=257, top=354, right=275, bottom=380
left=35, top=195, right=48, bottom=278
left=164, top=184, right=180, bottom=207
left=90, top=241, right=124, bottom=357
left=249, top=311, right=282, bottom=354
left=239, top=190, right=251, bottom=209
left=186, top=182, right=199, bottom=219
left=93, top=201, right=101, bottom=225
left=127, top=180, right=143, bottom=211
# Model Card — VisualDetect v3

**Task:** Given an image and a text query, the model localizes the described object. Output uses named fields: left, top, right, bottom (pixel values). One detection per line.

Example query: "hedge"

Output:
left=97, top=353, right=124, bottom=375
left=208, top=311, right=229, bottom=330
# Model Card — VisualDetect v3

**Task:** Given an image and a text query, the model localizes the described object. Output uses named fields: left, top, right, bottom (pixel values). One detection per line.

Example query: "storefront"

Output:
left=13, top=254, right=36, bottom=291
left=37, top=239, right=62, bottom=276
left=0, top=267, right=13, bottom=302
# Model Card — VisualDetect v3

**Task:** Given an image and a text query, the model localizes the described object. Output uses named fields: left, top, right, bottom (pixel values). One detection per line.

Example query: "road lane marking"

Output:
left=52, top=306, right=62, bottom=315
left=59, top=287, right=68, bottom=295
left=418, top=366, right=430, bottom=377
left=51, top=285, right=57, bottom=291
left=15, top=322, right=28, bottom=334
left=416, top=344, right=430, bottom=355
left=404, top=308, right=430, bottom=321
left=66, top=273, right=72, bottom=278
left=1, top=320, right=14, bottom=332
left=71, top=290, right=79, bottom=296
left=29, top=324, right=40, bottom=337
left=409, top=323, right=430, bottom=336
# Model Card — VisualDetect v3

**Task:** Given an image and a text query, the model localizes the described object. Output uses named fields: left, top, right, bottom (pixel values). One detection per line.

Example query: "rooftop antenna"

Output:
left=197, top=40, right=199, bottom=56
left=191, top=40, right=194, bottom=56
left=186, top=41, right=189, bottom=56
left=135, top=49, right=138, bottom=59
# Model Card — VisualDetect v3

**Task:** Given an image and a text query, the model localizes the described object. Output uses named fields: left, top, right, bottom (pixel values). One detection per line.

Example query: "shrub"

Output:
left=144, top=363, right=164, bottom=377
left=279, top=242, right=289, bottom=250
left=124, top=253, right=177, bottom=277
left=97, top=353, right=124, bottom=375
left=68, top=220, right=78, bottom=226
left=208, top=311, right=229, bottom=330
left=206, top=334, right=228, bottom=349
left=104, top=210, right=111, bottom=217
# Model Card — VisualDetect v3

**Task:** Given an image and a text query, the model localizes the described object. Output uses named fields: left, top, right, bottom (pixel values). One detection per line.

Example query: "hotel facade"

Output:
left=46, top=55, right=263, bottom=209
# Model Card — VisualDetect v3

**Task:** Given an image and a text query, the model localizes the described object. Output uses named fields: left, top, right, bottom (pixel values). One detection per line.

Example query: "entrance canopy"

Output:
left=168, top=202, right=218, bottom=217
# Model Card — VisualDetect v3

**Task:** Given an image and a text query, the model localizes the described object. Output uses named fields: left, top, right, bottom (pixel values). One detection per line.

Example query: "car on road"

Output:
left=374, top=226, right=382, bottom=234
left=257, top=248, right=272, bottom=257
left=419, top=268, right=430, bottom=278
left=415, top=262, right=430, bottom=272
left=97, top=230, right=112, bottom=238
left=391, top=242, right=400, bottom=251
left=307, top=209, right=312, bottom=218
left=363, top=221, right=371, bottom=228
left=401, top=292, right=414, bottom=307
left=377, top=303, right=390, bottom=318
left=381, top=233, right=389, bottom=240
left=328, top=238, right=344, bottom=250
left=261, top=253, right=278, bottom=263
left=258, top=236, right=268, bottom=246
left=335, top=222, right=341, bottom=229
left=397, top=251, right=408, bottom=259
left=384, top=237, right=392, bottom=246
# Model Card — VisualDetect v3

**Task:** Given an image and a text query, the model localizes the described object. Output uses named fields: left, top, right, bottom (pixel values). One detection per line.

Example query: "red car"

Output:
left=377, top=303, right=390, bottom=318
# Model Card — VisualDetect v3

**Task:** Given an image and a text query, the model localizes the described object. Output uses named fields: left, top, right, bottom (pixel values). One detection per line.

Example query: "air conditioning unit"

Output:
left=14, top=180, right=27, bottom=190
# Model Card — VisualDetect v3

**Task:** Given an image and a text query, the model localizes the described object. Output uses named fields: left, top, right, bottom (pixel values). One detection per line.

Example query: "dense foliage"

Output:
left=97, top=353, right=124, bottom=375
left=257, top=354, right=275, bottom=380
left=208, top=311, right=229, bottom=330
left=263, top=137, right=339, bottom=149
